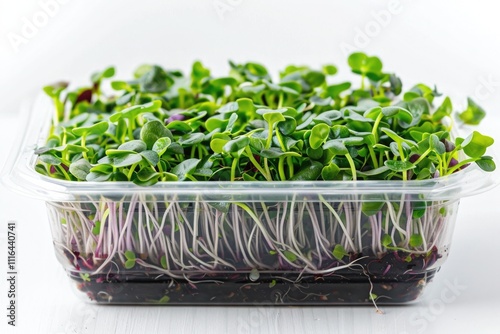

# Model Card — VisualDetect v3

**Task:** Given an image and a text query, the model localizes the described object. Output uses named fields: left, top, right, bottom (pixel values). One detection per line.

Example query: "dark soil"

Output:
left=67, top=247, right=440, bottom=305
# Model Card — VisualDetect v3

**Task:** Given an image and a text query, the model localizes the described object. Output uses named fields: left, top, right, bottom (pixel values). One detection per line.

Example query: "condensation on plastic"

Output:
left=2, top=95, right=499, bottom=305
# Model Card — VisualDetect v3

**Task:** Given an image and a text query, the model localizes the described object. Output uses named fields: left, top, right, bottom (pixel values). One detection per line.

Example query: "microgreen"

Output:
left=38, top=54, right=494, bottom=185
left=38, top=54, right=495, bottom=307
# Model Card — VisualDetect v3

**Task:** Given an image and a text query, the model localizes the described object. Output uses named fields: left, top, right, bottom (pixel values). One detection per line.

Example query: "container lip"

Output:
left=3, top=94, right=500, bottom=201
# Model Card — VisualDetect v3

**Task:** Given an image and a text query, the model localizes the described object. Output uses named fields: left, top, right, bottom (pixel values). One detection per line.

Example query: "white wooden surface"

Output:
left=1, top=1, right=500, bottom=333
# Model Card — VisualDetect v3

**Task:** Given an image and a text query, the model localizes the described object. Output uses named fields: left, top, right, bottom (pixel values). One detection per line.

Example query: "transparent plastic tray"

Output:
left=3, top=95, right=499, bottom=305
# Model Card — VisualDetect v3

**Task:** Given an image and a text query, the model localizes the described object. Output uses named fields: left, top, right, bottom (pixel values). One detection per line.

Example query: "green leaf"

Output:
left=324, top=82, right=351, bottom=99
left=389, top=74, right=402, bottom=95
left=343, top=136, right=365, bottom=146
left=103, top=66, right=116, bottom=78
left=413, top=208, right=426, bottom=219
left=314, top=110, right=341, bottom=126
left=138, top=65, right=172, bottom=93
left=178, top=133, right=205, bottom=147
left=476, top=156, right=496, bottom=172
left=86, top=171, right=112, bottom=182
left=152, top=137, right=172, bottom=156
left=347, top=52, right=383, bottom=79
left=172, top=159, right=200, bottom=181
left=309, top=123, right=330, bottom=149
left=141, top=120, right=173, bottom=149
left=384, top=160, right=415, bottom=172
left=307, top=147, right=323, bottom=160
left=304, top=70, right=326, bottom=88
left=91, top=66, right=115, bottom=83
left=277, top=116, right=297, bottom=136
left=161, top=172, right=179, bottom=182
left=43, top=82, right=68, bottom=98
left=382, top=106, right=413, bottom=124
left=332, top=244, right=348, bottom=261
left=135, top=168, right=160, bottom=183
left=191, top=61, right=210, bottom=91
left=89, top=164, right=113, bottom=174
left=279, top=82, right=301, bottom=95
left=69, top=159, right=92, bottom=180
left=122, top=100, right=162, bottom=120
left=461, top=131, right=494, bottom=158
left=118, top=140, right=147, bottom=153
left=225, top=113, right=239, bottom=133
left=211, top=77, right=238, bottom=87
left=158, top=296, right=170, bottom=304
left=218, top=101, right=239, bottom=114
left=111, top=81, right=132, bottom=91
left=205, top=117, right=226, bottom=132
left=348, top=52, right=367, bottom=71
left=92, top=221, right=101, bottom=236
left=58, top=144, right=89, bottom=154
left=363, top=133, right=376, bottom=146
left=381, top=234, right=392, bottom=247
left=207, top=201, right=230, bottom=213
left=125, top=250, right=136, bottom=260
left=140, top=150, right=160, bottom=166
left=356, top=166, right=390, bottom=177
left=344, top=109, right=373, bottom=123
left=401, top=98, right=429, bottom=127
left=210, top=138, right=229, bottom=154
left=458, top=98, right=486, bottom=125
left=323, top=64, right=338, bottom=75
left=331, top=125, right=350, bottom=138
left=381, top=127, right=406, bottom=144
left=160, top=255, right=168, bottom=269
left=223, top=136, right=250, bottom=153
left=262, top=111, right=286, bottom=125
left=39, top=154, right=62, bottom=165
left=312, top=95, right=332, bottom=107
left=283, top=250, right=297, bottom=262
left=111, top=152, right=143, bottom=168
left=289, top=161, right=323, bottom=181
left=429, top=134, right=446, bottom=155
left=194, top=168, right=213, bottom=177
left=361, top=200, right=385, bottom=216
left=323, top=140, right=348, bottom=155
left=105, top=149, right=138, bottom=157
left=245, top=62, right=269, bottom=80
left=166, top=120, right=192, bottom=132
left=124, top=259, right=136, bottom=269
left=237, top=98, right=255, bottom=113
left=73, top=121, right=109, bottom=136
left=259, top=147, right=300, bottom=159
left=242, top=173, right=257, bottom=181
left=321, top=163, right=340, bottom=180
left=409, top=234, right=423, bottom=248
left=432, top=97, right=453, bottom=122
left=115, top=118, right=127, bottom=140
left=363, top=106, right=382, bottom=120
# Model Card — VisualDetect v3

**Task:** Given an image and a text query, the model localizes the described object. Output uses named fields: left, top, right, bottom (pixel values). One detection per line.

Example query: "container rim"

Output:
left=2, top=94, right=500, bottom=202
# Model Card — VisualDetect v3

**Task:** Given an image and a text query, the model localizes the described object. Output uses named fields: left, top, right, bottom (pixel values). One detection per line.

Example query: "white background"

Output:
left=1, top=0, right=500, bottom=333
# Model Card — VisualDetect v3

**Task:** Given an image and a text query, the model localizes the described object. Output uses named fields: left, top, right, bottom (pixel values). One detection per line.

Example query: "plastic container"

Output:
left=3, top=95, right=499, bottom=305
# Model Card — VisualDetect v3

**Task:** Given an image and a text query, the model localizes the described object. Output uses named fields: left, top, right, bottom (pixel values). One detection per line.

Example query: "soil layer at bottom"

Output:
left=69, top=269, right=438, bottom=305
